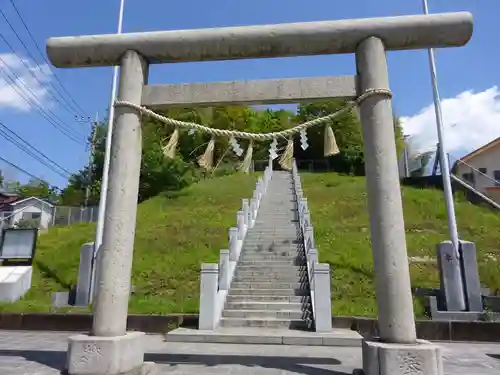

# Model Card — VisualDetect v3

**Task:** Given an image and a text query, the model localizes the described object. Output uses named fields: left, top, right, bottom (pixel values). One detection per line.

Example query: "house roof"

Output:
left=460, top=136, right=500, bottom=163
left=0, top=193, right=21, bottom=210
left=10, top=196, right=54, bottom=207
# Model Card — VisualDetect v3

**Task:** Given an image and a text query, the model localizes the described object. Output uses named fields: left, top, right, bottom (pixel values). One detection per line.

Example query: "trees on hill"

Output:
left=1, top=178, right=59, bottom=202
left=60, top=101, right=404, bottom=205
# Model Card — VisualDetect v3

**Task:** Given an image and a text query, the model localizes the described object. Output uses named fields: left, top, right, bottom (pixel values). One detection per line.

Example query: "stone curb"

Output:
left=0, top=313, right=498, bottom=342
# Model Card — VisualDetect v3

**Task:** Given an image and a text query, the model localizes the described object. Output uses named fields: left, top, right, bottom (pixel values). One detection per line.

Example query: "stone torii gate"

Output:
left=46, top=12, right=473, bottom=375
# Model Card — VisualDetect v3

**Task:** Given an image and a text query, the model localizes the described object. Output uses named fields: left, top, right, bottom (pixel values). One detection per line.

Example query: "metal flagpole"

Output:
left=422, top=0, right=465, bottom=310
left=95, top=0, right=126, bottom=249
left=91, top=0, right=126, bottom=303
left=421, top=0, right=460, bottom=251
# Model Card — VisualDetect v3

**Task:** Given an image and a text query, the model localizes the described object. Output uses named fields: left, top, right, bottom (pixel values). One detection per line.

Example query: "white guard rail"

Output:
left=291, top=159, right=332, bottom=332
left=198, top=159, right=273, bottom=330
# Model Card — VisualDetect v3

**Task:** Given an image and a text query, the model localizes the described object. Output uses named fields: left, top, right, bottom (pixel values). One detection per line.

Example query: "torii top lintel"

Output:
left=46, top=12, right=473, bottom=68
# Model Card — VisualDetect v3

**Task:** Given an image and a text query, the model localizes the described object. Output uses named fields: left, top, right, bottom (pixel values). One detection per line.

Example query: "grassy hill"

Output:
left=1, top=172, right=499, bottom=317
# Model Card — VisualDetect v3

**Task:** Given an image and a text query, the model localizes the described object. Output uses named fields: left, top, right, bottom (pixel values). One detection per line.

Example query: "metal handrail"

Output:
left=451, top=157, right=500, bottom=187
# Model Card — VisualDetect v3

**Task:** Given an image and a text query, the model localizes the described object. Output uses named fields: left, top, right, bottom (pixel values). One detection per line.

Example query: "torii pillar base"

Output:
left=65, top=332, right=157, bottom=375
left=360, top=339, right=443, bottom=375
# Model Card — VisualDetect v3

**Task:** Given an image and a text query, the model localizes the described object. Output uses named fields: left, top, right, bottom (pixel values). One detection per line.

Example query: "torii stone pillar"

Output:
left=46, top=11, right=472, bottom=375
left=65, top=50, right=151, bottom=375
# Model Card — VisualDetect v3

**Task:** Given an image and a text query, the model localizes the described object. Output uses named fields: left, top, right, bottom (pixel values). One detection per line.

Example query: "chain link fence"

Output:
left=49, top=206, right=99, bottom=227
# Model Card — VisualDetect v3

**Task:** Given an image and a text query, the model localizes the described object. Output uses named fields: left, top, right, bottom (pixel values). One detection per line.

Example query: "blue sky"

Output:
left=0, top=0, right=498, bottom=188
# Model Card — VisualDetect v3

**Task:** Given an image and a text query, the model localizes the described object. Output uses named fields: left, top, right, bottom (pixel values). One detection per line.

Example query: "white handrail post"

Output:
left=219, top=249, right=230, bottom=291
left=242, top=199, right=250, bottom=227
left=305, top=226, right=315, bottom=250
left=250, top=198, right=257, bottom=227
left=228, top=228, right=238, bottom=262
left=236, top=211, right=245, bottom=241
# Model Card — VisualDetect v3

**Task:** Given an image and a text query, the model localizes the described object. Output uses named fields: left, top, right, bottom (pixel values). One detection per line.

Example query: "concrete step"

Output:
left=242, top=245, right=304, bottom=252
left=225, top=301, right=305, bottom=310
left=238, top=259, right=306, bottom=268
left=231, top=281, right=308, bottom=289
left=240, top=255, right=306, bottom=262
left=229, top=288, right=309, bottom=296
left=166, top=327, right=363, bottom=347
left=241, top=250, right=305, bottom=256
left=232, top=275, right=308, bottom=283
left=219, top=317, right=312, bottom=329
left=243, top=239, right=301, bottom=244
left=246, top=227, right=297, bottom=231
left=222, top=309, right=311, bottom=320
left=235, top=266, right=307, bottom=273
left=239, top=252, right=306, bottom=261
left=226, top=294, right=310, bottom=303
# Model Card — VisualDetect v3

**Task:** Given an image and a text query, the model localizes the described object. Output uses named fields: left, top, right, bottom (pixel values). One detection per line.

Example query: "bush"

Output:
left=15, top=218, right=40, bottom=229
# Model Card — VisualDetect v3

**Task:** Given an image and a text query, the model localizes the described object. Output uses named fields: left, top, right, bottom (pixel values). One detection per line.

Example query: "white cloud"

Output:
left=0, top=53, right=52, bottom=112
left=400, top=87, right=500, bottom=161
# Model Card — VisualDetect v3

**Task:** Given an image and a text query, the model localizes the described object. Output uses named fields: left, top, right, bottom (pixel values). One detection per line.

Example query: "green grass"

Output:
left=1, top=172, right=499, bottom=318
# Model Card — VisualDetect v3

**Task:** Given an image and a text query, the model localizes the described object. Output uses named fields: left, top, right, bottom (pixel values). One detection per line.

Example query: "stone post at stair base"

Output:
left=199, top=263, right=219, bottom=330
left=356, top=37, right=442, bottom=375
left=74, top=242, right=94, bottom=306
left=65, top=50, right=153, bottom=375
left=312, top=263, right=332, bottom=332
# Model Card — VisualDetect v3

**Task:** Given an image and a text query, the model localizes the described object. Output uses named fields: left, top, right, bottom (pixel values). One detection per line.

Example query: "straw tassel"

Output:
left=239, top=140, right=254, bottom=174
left=279, top=137, right=294, bottom=171
left=324, top=124, right=340, bottom=156
left=162, top=127, right=180, bottom=158
left=198, top=136, right=216, bottom=170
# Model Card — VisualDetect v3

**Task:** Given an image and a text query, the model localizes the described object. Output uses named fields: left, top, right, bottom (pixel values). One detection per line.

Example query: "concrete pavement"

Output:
left=0, top=330, right=498, bottom=374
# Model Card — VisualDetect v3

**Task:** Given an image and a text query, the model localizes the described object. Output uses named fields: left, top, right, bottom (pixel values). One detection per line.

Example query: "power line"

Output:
left=0, top=130, right=70, bottom=180
left=0, top=65, right=86, bottom=144
left=0, top=121, right=72, bottom=179
left=8, top=0, right=87, bottom=116
left=0, top=4, right=87, bottom=117
left=0, top=55, right=86, bottom=144
left=0, top=32, right=76, bottom=115
left=0, top=155, right=60, bottom=190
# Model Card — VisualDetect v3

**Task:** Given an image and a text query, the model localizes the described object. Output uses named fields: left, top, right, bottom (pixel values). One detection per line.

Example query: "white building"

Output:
left=0, top=194, right=54, bottom=229
left=454, top=136, right=500, bottom=204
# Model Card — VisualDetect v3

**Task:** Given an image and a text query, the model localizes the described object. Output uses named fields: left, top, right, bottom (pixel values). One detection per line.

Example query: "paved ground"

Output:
left=0, top=330, right=499, bottom=374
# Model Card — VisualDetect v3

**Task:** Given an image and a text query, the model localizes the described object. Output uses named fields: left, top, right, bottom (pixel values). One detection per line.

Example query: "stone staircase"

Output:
left=220, top=171, right=313, bottom=330
left=167, top=164, right=362, bottom=346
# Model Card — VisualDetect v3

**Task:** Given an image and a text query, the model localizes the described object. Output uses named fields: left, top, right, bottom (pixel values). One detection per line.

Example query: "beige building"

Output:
left=454, top=137, right=500, bottom=204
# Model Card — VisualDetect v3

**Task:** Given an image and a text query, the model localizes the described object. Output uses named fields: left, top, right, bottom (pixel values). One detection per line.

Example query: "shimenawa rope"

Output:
left=113, top=88, right=392, bottom=170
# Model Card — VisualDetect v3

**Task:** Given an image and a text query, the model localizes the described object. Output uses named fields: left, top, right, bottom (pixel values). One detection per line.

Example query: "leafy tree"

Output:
left=61, top=102, right=405, bottom=204
left=14, top=179, right=59, bottom=202
left=294, top=100, right=365, bottom=174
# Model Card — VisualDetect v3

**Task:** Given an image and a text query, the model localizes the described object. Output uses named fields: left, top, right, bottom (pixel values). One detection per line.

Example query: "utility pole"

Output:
left=86, top=112, right=99, bottom=207
left=75, top=113, right=99, bottom=207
